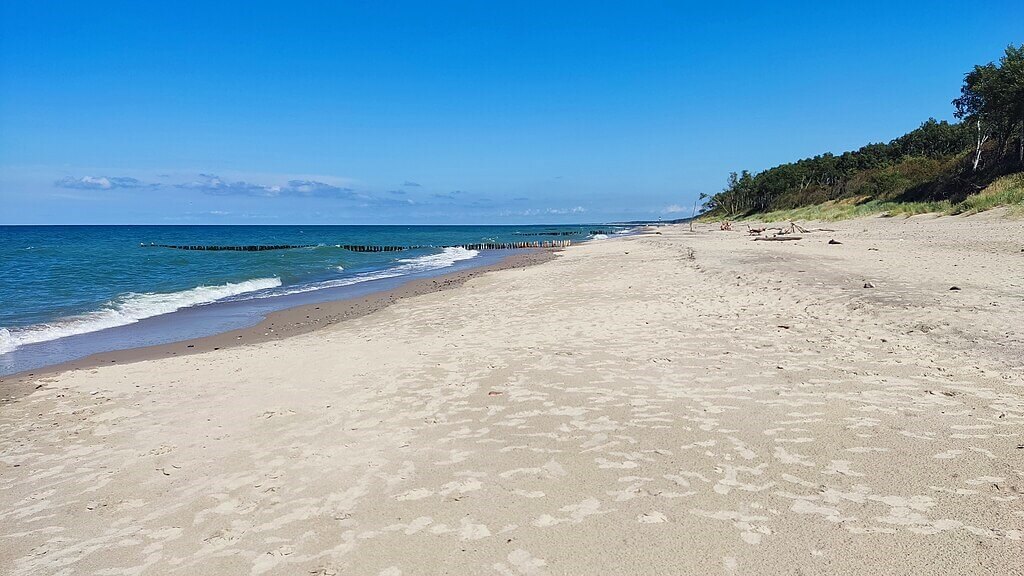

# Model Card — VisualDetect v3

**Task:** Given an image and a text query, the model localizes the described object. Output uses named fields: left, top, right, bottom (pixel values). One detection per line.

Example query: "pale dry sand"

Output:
left=2, top=213, right=1023, bottom=575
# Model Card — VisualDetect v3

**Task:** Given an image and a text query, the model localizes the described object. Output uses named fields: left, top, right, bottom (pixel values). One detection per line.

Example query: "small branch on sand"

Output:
left=745, top=220, right=839, bottom=242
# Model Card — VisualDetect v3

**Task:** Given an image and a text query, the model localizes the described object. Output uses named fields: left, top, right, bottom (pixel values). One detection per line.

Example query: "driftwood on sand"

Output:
left=746, top=221, right=838, bottom=242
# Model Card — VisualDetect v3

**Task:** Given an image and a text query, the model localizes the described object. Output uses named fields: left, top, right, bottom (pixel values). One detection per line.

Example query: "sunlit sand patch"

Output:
left=394, top=488, right=433, bottom=501
left=845, top=446, right=889, bottom=453
left=964, top=475, right=1005, bottom=485
left=713, top=463, right=774, bottom=495
left=664, top=470, right=712, bottom=486
left=493, top=549, right=548, bottom=576
left=789, top=498, right=858, bottom=523
left=532, top=498, right=609, bottom=527
left=499, top=444, right=562, bottom=454
left=88, top=407, right=141, bottom=423
left=637, top=510, right=668, bottom=523
left=607, top=479, right=652, bottom=502
left=898, top=430, right=936, bottom=441
left=780, top=473, right=817, bottom=488
left=680, top=439, right=717, bottom=450
left=499, top=459, right=567, bottom=479
left=690, top=509, right=772, bottom=545
left=513, top=490, right=545, bottom=498
left=773, top=436, right=816, bottom=444
left=843, top=416, right=881, bottom=429
left=433, top=449, right=472, bottom=465
left=439, top=477, right=483, bottom=495
left=773, top=447, right=815, bottom=467
left=950, top=432, right=991, bottom=439
left=457, top=517, right=491, bottom=540
left=726, top=436, right=759, bottom=460
left=595, top=457, right=638, bottom=469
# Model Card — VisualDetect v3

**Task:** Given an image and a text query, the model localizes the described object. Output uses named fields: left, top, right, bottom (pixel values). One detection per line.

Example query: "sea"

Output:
left=0, top=225, right=627, bottom=376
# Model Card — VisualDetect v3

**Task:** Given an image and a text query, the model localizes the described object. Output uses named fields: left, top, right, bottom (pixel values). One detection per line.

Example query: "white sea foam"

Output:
left=0, top=277, right=282, bottom=355
left=274, top=246, right=479, bottom=297
left=0, top=329, right=14, bottom=356
left=591, top=234, right=609, bottom=240
left=396, top=246, right=479, bottom=271
left=0, top=247, right=480, bottom=356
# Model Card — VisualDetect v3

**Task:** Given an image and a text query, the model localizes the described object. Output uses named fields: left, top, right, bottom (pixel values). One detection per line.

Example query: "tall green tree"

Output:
left=953, top=44, right=1024, bottom=169
left=997, top=45, right=1024, bottom=163
left=954, top=62, right=999, bottom=170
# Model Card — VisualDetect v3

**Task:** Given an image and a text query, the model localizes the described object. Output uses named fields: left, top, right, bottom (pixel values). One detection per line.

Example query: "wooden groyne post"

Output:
left=141, top=243, right=315, bottom=251
left=438, top=240, right=571, bottom=250
left=513, top=231, right=582, bottom=236
left=143, top=240, right=572, bottom=252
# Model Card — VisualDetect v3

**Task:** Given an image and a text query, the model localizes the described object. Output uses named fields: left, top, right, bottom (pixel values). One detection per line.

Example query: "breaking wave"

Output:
left=0, top=277, right=282, bottom=355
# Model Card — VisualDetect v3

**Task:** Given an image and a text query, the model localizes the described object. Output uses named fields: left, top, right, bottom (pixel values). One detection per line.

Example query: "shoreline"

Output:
left=0, top=249, right=557, bottom=400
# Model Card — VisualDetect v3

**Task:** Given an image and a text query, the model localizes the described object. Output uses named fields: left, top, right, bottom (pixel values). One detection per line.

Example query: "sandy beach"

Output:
left=2, top=214, right=1022, bottom=575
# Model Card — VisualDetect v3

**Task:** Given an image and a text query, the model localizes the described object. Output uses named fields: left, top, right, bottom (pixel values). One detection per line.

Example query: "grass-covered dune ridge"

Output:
left=716, top=174, right=1024, bottom=222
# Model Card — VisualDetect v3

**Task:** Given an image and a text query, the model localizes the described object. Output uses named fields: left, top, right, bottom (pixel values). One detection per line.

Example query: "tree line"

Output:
left=704, top=45, right=1024, bottom=216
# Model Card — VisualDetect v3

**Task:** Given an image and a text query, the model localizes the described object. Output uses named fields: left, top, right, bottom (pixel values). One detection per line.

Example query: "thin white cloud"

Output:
left=548, top=206, right=586, bottom=214
left=501, top=206, right=587, bottom=217
left=283, top=180, right=355, bottom=198
left=177, top=173, right=280, bottom=196
left=55, top=175, right=146, bottom=190
left=174, top=174, right=358, bottom=198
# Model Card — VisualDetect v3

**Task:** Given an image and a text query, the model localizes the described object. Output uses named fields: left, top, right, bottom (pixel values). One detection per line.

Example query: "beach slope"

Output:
left=2, top=213, right=1022, bottom=575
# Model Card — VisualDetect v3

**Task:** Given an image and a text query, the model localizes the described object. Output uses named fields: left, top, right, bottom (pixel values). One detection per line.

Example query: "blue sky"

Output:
left=1, top=1, right=1021, bottom=224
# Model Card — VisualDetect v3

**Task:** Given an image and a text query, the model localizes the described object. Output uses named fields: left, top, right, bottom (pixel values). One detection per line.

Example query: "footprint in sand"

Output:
left=260, top=409, right=295, bottom=419
left=821, top=460, right=864, bottom=477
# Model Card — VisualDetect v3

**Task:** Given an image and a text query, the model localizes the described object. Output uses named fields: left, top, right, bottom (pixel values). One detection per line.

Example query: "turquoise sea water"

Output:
left=0, top=225, right=621, bottom=374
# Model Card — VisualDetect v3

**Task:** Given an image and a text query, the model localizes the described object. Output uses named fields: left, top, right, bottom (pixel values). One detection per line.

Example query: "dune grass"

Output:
left=726, top=197, right=953, bottom=223
left=951, top=173, right=1024, bottom=216
left=702, top=173, right=1024, bottom=222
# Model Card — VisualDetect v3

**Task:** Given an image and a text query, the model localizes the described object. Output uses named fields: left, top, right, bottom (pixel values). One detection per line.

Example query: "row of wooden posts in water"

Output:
left=336, top=241, right=572, bottom=252
left=513, top=230, right=619, bottom=236
left=142, top=244, right=315, bottom=251
left=513, top=231, right=580, bottom=236
left=142, top=240, right=572, bottom=252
